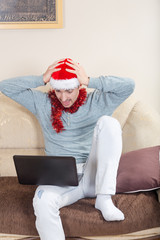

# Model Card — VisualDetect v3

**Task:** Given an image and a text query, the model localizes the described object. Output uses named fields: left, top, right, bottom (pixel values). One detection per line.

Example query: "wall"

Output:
left=0, top=0, right=160, bottom=113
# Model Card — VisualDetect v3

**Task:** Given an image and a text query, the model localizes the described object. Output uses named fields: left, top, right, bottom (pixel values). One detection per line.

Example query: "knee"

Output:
left=96, top=116, right=121, bottom=134
left=33, top=187, right=61, bottom=213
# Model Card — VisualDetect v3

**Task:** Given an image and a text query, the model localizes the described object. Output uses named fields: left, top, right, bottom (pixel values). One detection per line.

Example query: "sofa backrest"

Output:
left=0, top=92, right=160, bottom=176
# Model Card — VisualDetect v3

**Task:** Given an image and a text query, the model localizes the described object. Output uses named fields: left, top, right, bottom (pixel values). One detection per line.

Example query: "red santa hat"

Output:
left=50, top=58, right=80, bottom=90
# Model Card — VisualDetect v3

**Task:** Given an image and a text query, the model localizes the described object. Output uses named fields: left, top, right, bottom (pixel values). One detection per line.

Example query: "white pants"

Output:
left=33, top=116, right=122, bottom=240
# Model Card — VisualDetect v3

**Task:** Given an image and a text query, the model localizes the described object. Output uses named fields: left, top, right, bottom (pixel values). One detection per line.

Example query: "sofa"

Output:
left=0, top=89, right=160, bottom=240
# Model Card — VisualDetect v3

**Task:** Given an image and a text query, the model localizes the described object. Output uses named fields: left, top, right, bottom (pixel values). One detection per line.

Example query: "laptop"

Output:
left=13, top=155, right=80, bottom=186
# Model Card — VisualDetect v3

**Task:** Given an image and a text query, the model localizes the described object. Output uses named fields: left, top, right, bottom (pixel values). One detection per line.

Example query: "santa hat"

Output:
left=50, top=58, right=80, bottom=90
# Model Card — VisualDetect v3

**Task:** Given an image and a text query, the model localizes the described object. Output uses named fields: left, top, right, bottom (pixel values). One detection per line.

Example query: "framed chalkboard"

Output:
left=0, top=0, right=63, bottom=29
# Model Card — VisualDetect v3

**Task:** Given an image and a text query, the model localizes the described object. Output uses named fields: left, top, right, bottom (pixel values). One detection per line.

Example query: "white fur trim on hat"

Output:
left=50, top=77, right=80, bottom=90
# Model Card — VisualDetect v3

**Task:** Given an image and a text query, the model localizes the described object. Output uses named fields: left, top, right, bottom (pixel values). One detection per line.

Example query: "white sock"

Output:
left=95, top=194, right=125, bottom=221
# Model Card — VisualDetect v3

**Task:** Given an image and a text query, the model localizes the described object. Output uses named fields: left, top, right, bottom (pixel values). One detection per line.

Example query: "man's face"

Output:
left=54, top=88, right=80, bottom=108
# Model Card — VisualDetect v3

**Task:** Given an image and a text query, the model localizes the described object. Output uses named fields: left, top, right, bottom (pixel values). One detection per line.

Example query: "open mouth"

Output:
left=62, top=100, right=71, bottom=107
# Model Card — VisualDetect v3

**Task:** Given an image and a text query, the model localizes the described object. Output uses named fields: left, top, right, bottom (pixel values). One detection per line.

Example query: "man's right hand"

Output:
left=43, top=59, right=64, bottom=84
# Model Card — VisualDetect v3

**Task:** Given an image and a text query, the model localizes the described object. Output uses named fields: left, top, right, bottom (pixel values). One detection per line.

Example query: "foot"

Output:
left=95, top=194, right=125, bottom=221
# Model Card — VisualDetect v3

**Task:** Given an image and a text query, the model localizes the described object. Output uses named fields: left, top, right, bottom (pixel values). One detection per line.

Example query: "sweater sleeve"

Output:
left=87, top=75, right=135, bottom=114
left=0, top=75, right=46, bottom=115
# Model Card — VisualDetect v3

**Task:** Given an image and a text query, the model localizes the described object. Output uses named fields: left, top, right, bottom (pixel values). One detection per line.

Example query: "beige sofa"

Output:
left=0, top=91, right=160, bottom=240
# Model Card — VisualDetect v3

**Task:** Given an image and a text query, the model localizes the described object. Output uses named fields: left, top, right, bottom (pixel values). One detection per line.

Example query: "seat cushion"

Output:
left=0, top=177, right=160, bottom=237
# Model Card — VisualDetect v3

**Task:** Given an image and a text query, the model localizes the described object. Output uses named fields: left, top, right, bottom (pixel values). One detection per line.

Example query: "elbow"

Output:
left=127, top=78, right=135, bottom=94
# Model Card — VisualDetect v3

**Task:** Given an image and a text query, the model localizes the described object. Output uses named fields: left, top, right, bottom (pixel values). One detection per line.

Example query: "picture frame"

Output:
left=0, top=0, right=63, bottom=29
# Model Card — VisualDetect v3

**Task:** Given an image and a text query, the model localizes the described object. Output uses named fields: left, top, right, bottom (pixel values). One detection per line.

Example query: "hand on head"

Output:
left=65, top=59, right=89, bottom=86
left=43, top=58, right=65, bottom=84
left=43, top=58, right=89, bottom=87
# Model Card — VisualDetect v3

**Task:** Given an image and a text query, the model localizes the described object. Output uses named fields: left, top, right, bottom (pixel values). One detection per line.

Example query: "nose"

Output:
left=61, top=93, right=67, bottom=102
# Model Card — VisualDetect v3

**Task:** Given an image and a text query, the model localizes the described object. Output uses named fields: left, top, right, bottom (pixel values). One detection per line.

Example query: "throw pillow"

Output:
left=116, top=145, right=160, bottom=193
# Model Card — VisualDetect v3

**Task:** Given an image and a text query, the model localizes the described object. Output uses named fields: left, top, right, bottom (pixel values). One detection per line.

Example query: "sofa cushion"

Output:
left=121, top=101, right=160, bottom=153
left=116, top=145, right=160, bottom=193
left=0, top=149, right=45, bottom=176
left=0, top=94, right=44, bottom=149
left=0, top=177, right=160, bottom=237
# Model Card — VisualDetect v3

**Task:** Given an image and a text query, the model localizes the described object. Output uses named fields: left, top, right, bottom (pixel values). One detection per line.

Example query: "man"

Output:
left=0, top=58, right=135, bottom=240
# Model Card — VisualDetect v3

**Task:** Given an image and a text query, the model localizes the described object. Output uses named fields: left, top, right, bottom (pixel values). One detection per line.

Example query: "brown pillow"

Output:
left=116, top=145, right=160, bottom=193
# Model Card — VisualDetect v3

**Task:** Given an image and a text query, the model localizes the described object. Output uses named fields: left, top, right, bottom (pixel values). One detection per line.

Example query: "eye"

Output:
left=67, top=89, right=73, bottom=93
left=55, top=90, right=60, bottom=93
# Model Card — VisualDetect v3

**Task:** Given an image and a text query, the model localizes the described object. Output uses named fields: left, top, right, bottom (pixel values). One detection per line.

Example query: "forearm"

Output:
left=0, top=75, right=44, bottom=97
left=88, top=75, right=135, bottom=97
left=0, top=75, right=45, bottom=115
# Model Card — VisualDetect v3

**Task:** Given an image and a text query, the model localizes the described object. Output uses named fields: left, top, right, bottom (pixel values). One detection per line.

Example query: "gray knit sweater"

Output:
left=0, top=75, right=135, bottom=164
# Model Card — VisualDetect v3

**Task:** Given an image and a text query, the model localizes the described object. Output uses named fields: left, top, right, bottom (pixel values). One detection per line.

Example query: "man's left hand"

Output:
left=65, top=59, right=89, bottom=86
